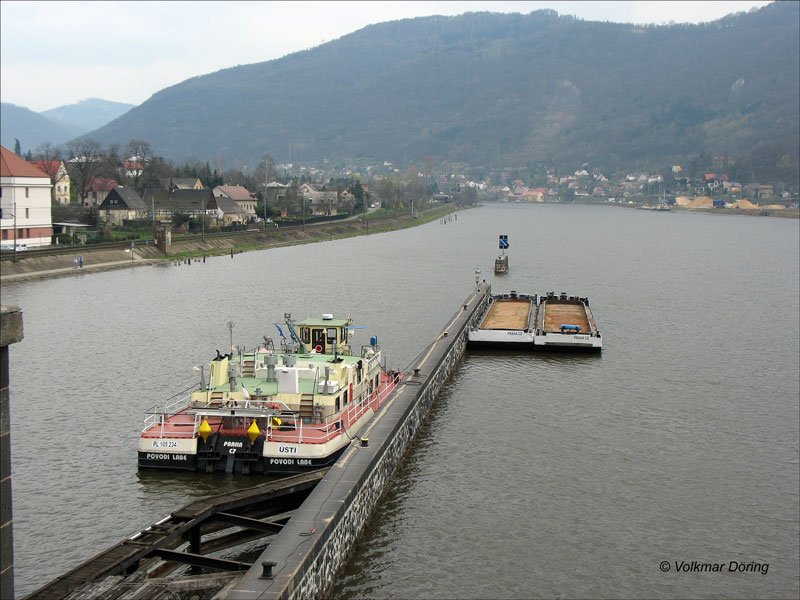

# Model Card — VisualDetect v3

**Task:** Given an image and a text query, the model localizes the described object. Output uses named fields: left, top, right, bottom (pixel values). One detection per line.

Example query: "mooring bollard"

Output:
left=260, top=560, right=277, bottom=579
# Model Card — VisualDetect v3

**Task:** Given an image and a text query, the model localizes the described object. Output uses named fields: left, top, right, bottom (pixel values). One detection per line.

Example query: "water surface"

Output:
left=4, top=204, right=798, bottom=598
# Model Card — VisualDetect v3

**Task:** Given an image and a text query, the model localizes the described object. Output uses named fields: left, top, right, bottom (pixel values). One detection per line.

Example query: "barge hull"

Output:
left=137, top=449, right=344, bottom=474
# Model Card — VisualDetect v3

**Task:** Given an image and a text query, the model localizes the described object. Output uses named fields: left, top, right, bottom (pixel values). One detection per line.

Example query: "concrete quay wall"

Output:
left=227, top=282, right=491, bottom=600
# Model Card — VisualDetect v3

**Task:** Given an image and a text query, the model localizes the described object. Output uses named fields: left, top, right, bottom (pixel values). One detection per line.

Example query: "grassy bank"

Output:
left=165, top=204, right=462, bottom=260
left=0, top=205, right=464, bottom=281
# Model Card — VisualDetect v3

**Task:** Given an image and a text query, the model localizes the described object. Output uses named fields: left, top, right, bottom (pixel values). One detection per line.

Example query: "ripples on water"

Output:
left=5, top=205, right=799, bottom=598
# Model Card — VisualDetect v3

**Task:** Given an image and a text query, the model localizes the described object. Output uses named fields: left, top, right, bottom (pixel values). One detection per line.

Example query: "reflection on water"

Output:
left=135, top=470, right=279, bottom=499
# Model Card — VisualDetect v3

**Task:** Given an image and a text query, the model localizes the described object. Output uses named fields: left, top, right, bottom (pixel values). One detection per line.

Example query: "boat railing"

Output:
left=342, top=369, right=400, bottom=427
left=142, top=385, right=197, bottom=434
left=266, top=372, right=402, bottom=445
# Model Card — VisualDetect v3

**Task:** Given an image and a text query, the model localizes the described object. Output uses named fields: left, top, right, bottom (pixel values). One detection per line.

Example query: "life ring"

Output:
left=314, top=344, right=323, bottom=353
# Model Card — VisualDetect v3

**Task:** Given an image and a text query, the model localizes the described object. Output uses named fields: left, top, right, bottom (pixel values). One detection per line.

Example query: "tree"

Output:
left=123, top=139, right=153, bottom=193
left=34, top=143, right=66, bottom=204
left=284, top=180, right=300, bottom=217
left=253, top=154, right=277, bottom=196
left=65, top=138, right=104, bottom=204
left=459, top=186, right=478, bottom=205
left=139, top=155, right=173, bottom=192
left=374, top=176, right=398, bottom=211
left=13, top=138, right=21, bottom=156
left=348, top=180, right=366, bottom=213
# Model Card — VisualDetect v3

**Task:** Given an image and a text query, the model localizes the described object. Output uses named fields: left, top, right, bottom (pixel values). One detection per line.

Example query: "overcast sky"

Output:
left=1, top=1, right=772, bottom=112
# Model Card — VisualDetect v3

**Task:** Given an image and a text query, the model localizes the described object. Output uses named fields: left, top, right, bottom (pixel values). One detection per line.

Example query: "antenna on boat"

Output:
left=227, top=321, right=235, bottom=353
left=474, top=267, right=481, bottom=288
left=193, top=365, right=206, bottom=391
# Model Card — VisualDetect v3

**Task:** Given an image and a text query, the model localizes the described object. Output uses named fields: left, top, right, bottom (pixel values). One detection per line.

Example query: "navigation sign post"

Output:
left=495, top=235, right=509, bottom=274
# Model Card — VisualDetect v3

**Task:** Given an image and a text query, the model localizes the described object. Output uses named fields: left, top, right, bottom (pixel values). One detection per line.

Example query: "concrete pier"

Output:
left=1, top=305, right=24, bottom=600
left=226, top=282, right=491, bottom=599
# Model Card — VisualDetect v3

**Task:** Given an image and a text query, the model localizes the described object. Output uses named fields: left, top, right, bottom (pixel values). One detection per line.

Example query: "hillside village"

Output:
left=1, top=143, right=797, bottom=251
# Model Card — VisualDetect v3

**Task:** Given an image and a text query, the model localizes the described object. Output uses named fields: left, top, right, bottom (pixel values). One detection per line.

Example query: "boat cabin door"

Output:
left=311, top=328, right=326, bottom=353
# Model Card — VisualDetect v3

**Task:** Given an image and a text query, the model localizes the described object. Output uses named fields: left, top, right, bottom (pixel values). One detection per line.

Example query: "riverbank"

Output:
left=0, top=205, right=462, bottom=284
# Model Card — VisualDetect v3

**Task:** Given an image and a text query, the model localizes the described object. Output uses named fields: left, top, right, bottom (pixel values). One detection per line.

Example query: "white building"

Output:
left=213, top=185, right=257, bottom=217
left=0, top=145, right=53, bottom=248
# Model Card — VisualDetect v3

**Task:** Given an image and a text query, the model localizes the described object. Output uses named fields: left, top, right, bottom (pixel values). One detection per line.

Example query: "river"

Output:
left=3, top=204, right=798, bottom=598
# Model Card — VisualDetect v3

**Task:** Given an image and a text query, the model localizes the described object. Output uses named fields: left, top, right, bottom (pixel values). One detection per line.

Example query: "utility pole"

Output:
left=264, top=156, right=269, bottom=231
left=12, top=201, right=17, bottom=263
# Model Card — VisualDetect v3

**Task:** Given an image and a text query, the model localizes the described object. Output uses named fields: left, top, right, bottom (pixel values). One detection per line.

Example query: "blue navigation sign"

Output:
left=499, top=234, right=509, bottom=249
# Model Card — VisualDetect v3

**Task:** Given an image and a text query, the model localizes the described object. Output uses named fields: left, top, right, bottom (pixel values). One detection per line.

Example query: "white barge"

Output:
left=465, top=291, right=536, bottom=347
left=533, top=291, right=602, bottom=351
left=468, top=290, right=602, bottom=351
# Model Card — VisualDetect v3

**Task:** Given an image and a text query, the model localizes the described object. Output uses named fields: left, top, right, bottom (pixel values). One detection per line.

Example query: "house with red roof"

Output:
left=213, top=185, right=257, bottom=217
left=0, top=145, right=53, bottom=248
left=31, top=159, right=71, bottom=205
left=84, top=177, right=119, bottom=207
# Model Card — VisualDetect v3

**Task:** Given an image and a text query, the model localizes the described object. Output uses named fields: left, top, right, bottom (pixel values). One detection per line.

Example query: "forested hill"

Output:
left=87, top=2, right=798, bottom=181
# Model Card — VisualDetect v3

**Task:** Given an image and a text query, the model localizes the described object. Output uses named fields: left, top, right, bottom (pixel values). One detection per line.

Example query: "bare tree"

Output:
left=422, top=155, right=436, bottom=194
left=33, top=143, right=66, bottom=203
left=65, top=138, right=104, bottom=204
left=123, top=139, right=153, bottom=193
left=373, top=176, right=397, bottom=210
left=253, top=154, right=277, bottom=199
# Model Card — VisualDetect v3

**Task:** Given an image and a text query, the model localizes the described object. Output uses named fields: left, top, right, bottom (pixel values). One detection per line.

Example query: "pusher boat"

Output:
left=138, top=314, right=401, bottom=474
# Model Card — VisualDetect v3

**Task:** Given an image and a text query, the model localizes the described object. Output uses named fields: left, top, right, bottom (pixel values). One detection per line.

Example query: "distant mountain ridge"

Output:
left=41, top=98, right=134, bottom=134
left=0, top=103, right=80, bottom=151
left=82, top=3, right=800, bottom=181
left=0, top=98, right=134, bottom=154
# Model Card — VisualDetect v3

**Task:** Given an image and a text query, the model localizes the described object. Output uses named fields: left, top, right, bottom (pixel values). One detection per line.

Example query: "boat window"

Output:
left=343, top=388, right=349, bottom=405
left=335, top=396, right=340, bottom=412
left=301, top=328, right=310, bottom=344
left=327, top=327, right=337, bottom=344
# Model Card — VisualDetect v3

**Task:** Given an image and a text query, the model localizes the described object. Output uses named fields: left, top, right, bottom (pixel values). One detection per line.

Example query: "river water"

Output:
left=4, top=204, right=798, bottom=598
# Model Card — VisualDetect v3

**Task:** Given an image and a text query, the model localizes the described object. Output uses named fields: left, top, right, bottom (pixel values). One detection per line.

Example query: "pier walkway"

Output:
left=24, top=470, right=326, bottom=600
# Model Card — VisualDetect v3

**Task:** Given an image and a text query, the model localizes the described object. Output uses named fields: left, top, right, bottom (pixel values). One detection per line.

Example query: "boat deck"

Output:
left=542, top=303, right=590, bottom=334
left=480, top=298, right=532, bottom=330
left=141, top=371, right=401, bottom=445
